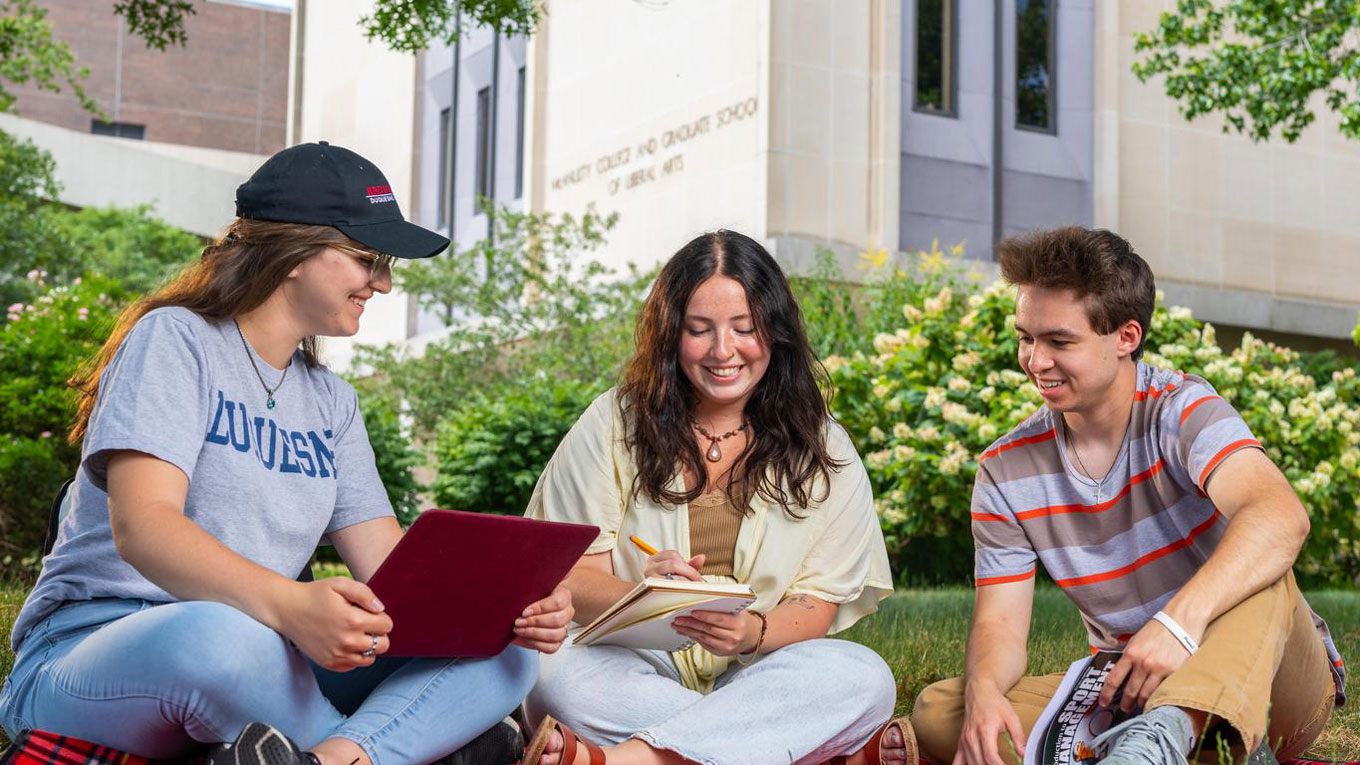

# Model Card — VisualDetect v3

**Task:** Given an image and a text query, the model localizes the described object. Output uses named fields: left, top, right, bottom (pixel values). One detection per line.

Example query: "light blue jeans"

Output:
left=524, top=637, right=897, bottom=765
left=0, top=598, right=538, bottom=764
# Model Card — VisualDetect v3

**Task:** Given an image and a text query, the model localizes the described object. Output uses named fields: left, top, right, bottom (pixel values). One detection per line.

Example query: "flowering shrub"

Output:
left=1146, top=321, right=1360, bottom=586
left=817, top=248, right=1360, bottom=587
left=0, top=273, right=125, bottom=565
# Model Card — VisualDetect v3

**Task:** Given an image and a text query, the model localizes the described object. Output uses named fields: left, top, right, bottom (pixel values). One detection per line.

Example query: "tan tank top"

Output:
left=688, top=489, right=744, bottom=576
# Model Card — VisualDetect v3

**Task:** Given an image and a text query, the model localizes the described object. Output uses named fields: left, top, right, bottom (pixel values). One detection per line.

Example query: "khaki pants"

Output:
left=912, top=574, right=1336, bottom=764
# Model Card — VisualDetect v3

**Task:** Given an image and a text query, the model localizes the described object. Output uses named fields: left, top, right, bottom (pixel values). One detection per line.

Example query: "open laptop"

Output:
left=367, top=509, right=598, bottom=657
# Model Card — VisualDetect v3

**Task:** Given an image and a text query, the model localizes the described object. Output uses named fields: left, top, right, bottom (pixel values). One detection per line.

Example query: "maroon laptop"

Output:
left=367, top=509, right=598, bottom=657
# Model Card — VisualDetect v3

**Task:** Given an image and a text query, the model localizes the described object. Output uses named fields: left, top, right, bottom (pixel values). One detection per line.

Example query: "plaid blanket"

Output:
left=0, top=730, right=188, bottom=765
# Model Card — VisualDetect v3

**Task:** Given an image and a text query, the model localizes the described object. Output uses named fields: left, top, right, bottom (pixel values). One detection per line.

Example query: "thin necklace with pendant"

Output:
left=691, top=417, right=748, bottom=462
left=1068, top=434, right=1110, bottom=503
left=234, top=318, right=291, bottom=410
left=1065, top=403, right=1136, bottom=503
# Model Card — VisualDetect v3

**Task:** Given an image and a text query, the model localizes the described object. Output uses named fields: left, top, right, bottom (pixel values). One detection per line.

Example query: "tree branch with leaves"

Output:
left=1133, top=0, right=1360, bottom=142
left=105, top=0, right=541, bottom=53
left=0, top=0, right=97, bottom=114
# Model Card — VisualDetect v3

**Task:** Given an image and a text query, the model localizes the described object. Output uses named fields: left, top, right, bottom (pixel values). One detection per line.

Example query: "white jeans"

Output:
left=525, top=637, right=896, bottom=765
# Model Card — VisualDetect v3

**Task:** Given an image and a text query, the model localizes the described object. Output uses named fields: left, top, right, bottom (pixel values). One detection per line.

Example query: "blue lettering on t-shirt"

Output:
left=279, top=433, right=301, bottom=474
left=291, top=432, right=316, bottom=477
left=310, top=429, right=335, bottom=478
left=227, top=400, right=251, bottom=453
left=205, top=391, right=230, bottom=445
left=253, top=417, right=278, bottom=469
left=203, top=389, right=335, bottom=480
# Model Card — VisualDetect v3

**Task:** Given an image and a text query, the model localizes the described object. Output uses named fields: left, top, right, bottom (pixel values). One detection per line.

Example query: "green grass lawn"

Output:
left=0, top=585, right=1355, bottom=759
left=835, top=587, right=1360, bottom=762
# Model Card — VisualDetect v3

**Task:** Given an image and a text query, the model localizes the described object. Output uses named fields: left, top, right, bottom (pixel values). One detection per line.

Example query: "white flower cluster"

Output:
left=923, top=287, right=953, bottom=315
left=938, top=441, right=970, bottom=476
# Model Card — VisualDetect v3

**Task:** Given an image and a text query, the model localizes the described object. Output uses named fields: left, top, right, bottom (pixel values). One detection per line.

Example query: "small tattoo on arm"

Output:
left=785, top=595, right=818, bottom=611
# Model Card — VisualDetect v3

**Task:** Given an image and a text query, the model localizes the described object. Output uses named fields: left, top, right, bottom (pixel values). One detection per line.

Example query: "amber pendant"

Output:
left=706, top=441, right=722, bottom=462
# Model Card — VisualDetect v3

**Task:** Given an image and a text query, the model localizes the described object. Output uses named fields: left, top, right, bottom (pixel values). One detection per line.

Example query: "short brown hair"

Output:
left=997, top=226, right=1156, bottom=360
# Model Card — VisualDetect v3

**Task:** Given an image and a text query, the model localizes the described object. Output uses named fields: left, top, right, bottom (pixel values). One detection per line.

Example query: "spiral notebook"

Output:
left=574, top=577, right=757, bottom=652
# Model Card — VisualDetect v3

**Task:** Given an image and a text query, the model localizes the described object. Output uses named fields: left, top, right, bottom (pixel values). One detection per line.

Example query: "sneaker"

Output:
left=434, top=719, right=523, bottom=765
left=1246, top=742, right=1280, bottom=765
left=206, top=722, right=321, bottom=765
left=1093, top=706, right=1195, bottom=765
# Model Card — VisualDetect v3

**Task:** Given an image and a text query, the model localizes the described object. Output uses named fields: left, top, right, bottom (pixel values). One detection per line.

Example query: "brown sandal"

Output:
left=827, top=716, right=918, bottom=765
left=523, top=715, right=607, bottom=765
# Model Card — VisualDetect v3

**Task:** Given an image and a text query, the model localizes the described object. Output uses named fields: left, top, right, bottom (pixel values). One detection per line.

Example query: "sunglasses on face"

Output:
left=332, top=243, right=396, bottom=279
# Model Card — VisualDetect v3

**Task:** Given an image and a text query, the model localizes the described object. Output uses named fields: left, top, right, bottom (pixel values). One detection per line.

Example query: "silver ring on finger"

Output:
left=361, top=633, right=379, bottom=658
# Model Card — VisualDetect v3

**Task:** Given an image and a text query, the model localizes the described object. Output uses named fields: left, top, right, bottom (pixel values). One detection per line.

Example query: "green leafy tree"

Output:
left=0, top=131, right=68, bottom=309
left=51, top=204, right=202, bottom=293
left=358, top=205, right=653, bottom=433
left=359, top=0, right=540, bottom=52
left=0, top=0, right=96, bottom=113
left=111, top=0, right=195, bottom=50
left=1133, top=0, right=1360, bottom=142
left=107, top=0, right=540, bottom=53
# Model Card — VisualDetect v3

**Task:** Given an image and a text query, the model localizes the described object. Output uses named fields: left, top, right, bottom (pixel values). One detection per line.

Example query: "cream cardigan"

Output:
left=524, top=389, right=893, bottom=691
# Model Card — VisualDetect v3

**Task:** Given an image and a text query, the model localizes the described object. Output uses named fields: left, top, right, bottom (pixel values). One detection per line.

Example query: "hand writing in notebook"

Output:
left=672, top=608, right=761, bottom=656
left=511, top=584, right=574, bottom=654
left=643, top=549, right=707, bottom=581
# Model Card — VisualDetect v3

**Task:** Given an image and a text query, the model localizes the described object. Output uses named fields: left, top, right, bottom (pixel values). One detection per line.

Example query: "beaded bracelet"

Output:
left=736, top=611, right=768, bottom=665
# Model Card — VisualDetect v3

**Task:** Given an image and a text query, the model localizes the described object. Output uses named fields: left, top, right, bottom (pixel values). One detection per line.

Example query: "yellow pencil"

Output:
left=629, top=534, right=659, bottom=556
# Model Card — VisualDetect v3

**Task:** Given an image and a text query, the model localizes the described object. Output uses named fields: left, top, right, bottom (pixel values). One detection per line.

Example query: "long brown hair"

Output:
left=618, top=230, right=844, bottom=515
left=69, top=218, right=358, bottom=442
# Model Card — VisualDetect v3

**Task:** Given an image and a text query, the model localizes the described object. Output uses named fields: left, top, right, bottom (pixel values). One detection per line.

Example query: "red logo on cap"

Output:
left=366, top=184, right=395, bottom=204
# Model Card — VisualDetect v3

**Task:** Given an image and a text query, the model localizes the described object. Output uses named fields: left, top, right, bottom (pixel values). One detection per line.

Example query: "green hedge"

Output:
left=0, top=274, right=125, bottom=566
left=430, top=377, right=610, bottom=515
left=354, top=390, right=423, bottom=526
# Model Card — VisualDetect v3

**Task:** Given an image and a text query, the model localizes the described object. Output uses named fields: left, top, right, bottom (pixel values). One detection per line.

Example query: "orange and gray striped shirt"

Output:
left=971, top=362, right=1346, bottom=702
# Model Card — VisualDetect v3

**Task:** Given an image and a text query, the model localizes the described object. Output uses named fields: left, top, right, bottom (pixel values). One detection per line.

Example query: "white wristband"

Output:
left=1150, top=611, right=1199, bottom=655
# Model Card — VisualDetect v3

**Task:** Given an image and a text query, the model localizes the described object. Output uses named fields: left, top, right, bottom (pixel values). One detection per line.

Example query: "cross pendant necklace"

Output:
left=1069, top=434, right=1111, bottom=503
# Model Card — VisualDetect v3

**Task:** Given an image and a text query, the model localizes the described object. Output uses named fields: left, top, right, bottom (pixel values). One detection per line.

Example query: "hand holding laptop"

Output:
left=367, top=510, right=598, bottom=658
left=511, top=584, right=574, bottom=653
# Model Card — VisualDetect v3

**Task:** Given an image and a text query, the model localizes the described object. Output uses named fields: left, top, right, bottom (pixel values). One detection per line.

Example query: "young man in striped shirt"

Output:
left=909, top=227, right=1345, bottom=765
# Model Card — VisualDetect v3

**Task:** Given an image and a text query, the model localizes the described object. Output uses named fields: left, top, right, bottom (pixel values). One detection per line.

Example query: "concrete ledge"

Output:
left=0, top=113, right=265, bottom=237
left=1160, top=281, right=1359, bottom=341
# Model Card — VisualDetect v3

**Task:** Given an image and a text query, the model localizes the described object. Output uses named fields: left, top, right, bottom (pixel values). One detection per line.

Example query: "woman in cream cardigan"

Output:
left=522, top=230, right=913, bottom=765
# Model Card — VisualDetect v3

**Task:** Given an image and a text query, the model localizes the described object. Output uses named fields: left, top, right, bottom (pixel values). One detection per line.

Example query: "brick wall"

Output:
left=10, top=0, right=290, bottom=154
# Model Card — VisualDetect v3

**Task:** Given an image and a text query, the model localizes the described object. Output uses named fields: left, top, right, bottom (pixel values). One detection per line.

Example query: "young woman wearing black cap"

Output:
left=0, top=143, right=572, bottom=765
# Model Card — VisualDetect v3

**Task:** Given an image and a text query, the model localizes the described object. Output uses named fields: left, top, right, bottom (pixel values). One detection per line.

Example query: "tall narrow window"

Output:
left=1016, top=0, right=1055, bottom=132
left=475, top=86, right=492, bottom=203
left=914, top=0, right=955, bottom=115
left=515, top=66, right=526, bottom=199
left=437, top=107, right=451, bottom=228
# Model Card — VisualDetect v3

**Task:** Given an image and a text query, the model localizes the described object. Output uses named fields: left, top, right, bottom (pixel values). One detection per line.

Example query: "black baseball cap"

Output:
left=236, top=141, right=449, bottom=259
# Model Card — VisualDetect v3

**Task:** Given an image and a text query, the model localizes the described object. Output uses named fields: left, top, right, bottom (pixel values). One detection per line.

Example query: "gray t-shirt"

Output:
left=11, top=307, right=394, bottom=648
